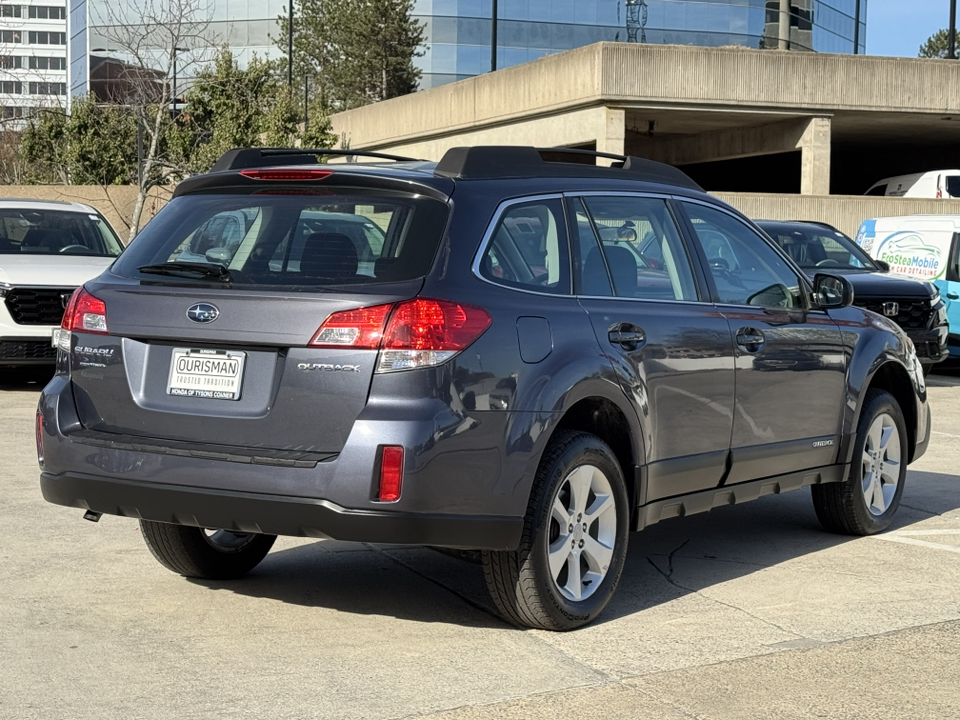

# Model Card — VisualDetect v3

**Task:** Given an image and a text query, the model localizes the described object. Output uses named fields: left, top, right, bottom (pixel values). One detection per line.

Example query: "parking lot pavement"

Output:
left=3, top=367, right=960, bottom=720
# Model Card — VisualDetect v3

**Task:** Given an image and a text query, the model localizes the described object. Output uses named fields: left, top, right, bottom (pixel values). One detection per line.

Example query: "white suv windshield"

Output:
left=0, top=208, right=123, bottom=256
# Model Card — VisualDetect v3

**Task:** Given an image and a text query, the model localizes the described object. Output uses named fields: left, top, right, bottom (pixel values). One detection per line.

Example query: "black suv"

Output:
left=38, top=147, right=930, bottom=630
left=757, top=220, right=949, bottom=371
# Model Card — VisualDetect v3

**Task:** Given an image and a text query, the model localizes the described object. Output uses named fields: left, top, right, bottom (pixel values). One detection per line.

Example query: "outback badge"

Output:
left=187, top=303, right=220, bottom=323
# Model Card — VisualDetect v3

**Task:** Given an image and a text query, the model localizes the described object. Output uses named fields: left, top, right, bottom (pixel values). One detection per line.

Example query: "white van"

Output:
left=856, top=215, right=960, bottom=358
left=864, top=170, right=960, bottom=198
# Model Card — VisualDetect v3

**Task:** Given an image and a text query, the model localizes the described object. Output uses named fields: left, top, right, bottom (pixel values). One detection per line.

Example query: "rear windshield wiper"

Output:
left=138, top=262, right=233, bottom=283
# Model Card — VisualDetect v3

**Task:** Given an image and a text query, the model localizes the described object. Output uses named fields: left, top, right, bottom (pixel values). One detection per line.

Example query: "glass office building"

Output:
left=415, top=0, right=866, bottom=88
left=68, top=0, right=866, bottom=104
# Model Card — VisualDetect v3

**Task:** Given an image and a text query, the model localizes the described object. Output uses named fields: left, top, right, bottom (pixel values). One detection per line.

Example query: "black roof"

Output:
left=202, top=145, right=703, bottom=191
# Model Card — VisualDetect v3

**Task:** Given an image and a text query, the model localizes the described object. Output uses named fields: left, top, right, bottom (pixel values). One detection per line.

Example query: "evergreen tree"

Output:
left=278, top=0, right=425, bottom=112
left=919, top=28, right=951, bottom=58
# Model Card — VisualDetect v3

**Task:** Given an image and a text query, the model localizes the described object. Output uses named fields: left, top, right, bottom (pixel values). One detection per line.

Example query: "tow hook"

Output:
left=83, top=510, right=102, bottom=523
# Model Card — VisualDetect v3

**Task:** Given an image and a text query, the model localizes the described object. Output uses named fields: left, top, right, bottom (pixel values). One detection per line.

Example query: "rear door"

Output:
left=678, top=201, right=847, bottom=484
left=571, top=194, right=736, bottom=501
left=69, top=188, right=449, bottom=454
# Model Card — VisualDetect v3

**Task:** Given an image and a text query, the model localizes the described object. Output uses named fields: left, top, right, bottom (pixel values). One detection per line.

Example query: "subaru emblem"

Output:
left=882, top=302, right=899, bottom=317
left=187, top=303, right=220, bottom=323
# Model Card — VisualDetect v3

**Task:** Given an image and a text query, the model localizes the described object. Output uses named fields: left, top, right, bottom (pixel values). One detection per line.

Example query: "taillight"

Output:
left=309, top=298, right=491, bottom=372
left=377, top=298, right=492, bottom=373
left=310, top=304, right=392, bottom=348
left=240, top=168, right=333, bottom=181
left=377, top=446, right=404, bottom=502
left=61, top=288, right=108, bottom=335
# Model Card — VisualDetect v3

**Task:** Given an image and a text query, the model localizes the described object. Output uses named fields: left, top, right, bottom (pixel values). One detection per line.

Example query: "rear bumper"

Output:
left=40, top=471, right=523, bottom=550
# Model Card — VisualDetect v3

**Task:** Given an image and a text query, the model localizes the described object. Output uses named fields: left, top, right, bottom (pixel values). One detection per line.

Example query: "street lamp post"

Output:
left=288, top=0, right=294, bottom=91
left=491, top=0, right=498, bottom=71
left=950, top=0, right=958, bottom=60
left=172, top=46, right=187, bottom=116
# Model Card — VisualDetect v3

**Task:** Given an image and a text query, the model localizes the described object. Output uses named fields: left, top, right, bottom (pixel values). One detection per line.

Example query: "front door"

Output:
left=570, top=195, right=736, bottom=501
left=680, top=201, right=847, bottom=485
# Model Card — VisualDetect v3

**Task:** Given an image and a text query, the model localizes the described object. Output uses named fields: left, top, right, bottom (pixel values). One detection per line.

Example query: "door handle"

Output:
left=736, top=327, right=765, bottom=352
left=608, top=323, right=645, bottom=351
left=948, top=292, right=959, bottom=300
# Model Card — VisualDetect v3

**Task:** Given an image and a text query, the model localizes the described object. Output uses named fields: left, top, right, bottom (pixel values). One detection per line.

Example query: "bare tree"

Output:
left=90, top=0, right=215, bottom=240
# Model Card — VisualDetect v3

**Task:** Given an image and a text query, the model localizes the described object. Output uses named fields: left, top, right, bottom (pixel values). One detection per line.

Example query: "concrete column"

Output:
left=595, top=107, right=625, bottom=166
left=799, top=116, right=831, bottom=195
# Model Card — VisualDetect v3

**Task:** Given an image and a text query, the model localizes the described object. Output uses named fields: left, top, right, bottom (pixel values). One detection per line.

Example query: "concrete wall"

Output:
left=715, top=193, right=960, bottom=237
left=0, top=186, right=171, bottom=239
left=331, top=43, right=960, bottom=152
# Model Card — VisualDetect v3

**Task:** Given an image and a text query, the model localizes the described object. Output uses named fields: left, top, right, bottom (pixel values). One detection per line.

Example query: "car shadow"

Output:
left=188, top=469, right=960, bottom=630
left=0, top=366, right=54, bottom=391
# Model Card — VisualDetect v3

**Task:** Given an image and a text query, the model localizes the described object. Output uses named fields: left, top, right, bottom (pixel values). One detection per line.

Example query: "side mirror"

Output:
left=874, top=259, right=890, bottom=273
left=813, top=273, right=854, bottom=309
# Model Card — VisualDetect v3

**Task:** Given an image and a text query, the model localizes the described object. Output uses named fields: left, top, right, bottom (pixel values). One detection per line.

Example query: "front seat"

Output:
left=299, top=232, right=359, bottom=281
left=604, top=245, right=638, bottom=297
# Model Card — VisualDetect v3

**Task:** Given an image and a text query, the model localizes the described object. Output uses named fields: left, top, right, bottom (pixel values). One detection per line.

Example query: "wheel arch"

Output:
left=847, top=358, right=919, bottom=464
left=547, top=390, right=645, bottom=521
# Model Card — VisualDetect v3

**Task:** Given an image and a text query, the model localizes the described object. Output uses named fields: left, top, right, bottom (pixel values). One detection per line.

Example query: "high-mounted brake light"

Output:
left=61, top=288, right=108, bottom=337
left=240, top=168, right=333, bottom=181
left=308, top=298, right=492, bottom=373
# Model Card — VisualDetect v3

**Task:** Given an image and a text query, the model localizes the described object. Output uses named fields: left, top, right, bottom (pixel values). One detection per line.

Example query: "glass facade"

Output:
left=66, top=0, right=866, bottom=105
left=414, top=0, right=867, bottom=88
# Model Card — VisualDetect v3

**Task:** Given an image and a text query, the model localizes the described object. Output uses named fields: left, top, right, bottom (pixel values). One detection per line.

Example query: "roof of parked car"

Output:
left=0, top=199, right=101, bottom=214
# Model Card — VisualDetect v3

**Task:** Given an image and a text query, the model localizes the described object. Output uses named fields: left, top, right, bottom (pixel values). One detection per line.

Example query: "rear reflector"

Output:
left=240, top=168, right=333, bottom=181
left=61, top=288, right=108, bottom=335
left=378, top=446, right=404, bottom=502
left=35, top=412, right=44, bottom=467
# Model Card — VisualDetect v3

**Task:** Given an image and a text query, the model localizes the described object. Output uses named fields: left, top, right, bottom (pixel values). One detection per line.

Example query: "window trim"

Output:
left=676, top=197, right=816, bottom=311
left=570, top=192, right=707, bottom=304
left=471, top=193, right=575, bottom=297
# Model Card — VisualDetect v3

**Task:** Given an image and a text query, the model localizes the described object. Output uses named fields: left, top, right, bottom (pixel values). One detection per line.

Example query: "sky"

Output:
left=867, top=0, right=951, bottom=57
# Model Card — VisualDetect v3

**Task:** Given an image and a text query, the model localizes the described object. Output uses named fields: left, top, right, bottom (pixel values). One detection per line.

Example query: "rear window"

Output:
left=0, top=208, right=123, bottom=256
left=112, top=192, right=449, bottom=287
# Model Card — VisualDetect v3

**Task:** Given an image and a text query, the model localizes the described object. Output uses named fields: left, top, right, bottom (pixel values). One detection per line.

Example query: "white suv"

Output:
left=0, top=199, right=123, bottom=365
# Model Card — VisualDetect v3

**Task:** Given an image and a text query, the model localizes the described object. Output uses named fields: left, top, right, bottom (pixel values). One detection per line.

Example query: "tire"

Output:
left=811, top=388, right=907, bottom=535
left=482, top=431, right=630, bottom=631
left=139, top=520, right=277, bottom=579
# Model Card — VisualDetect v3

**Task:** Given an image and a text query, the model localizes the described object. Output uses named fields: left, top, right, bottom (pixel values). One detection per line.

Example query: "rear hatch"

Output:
left=67, top=174, right=451, bottom=455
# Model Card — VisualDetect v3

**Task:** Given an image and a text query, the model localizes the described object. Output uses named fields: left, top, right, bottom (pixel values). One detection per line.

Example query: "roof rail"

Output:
left=210, top=147, right=422, bottom=173
left=434, top=145, right=703, bottom=191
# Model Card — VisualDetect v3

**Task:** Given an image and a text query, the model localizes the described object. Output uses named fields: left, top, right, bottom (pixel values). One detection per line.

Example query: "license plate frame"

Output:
left=167, top=348, right=246, bottom=401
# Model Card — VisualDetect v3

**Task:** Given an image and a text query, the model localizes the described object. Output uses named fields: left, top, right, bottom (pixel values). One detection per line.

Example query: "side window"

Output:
left=683, top=203, right=804, bottom=309
left=576, top=195, right=698, bottom=301
left=479, top=199, right=570, bottom=294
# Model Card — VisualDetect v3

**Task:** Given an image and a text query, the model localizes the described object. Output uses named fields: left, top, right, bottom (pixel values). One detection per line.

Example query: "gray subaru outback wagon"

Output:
left=38, top=146, right=930, bottom=630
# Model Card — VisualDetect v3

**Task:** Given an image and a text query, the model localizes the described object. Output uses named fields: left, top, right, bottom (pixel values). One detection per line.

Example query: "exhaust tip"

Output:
left=83, top=510, right=102, bottom=523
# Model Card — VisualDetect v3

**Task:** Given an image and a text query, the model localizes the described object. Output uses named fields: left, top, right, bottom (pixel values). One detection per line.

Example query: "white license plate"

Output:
left=167, top=348, right=246, bottom=400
